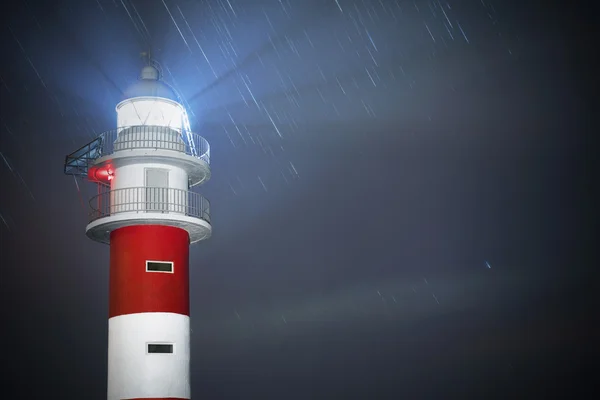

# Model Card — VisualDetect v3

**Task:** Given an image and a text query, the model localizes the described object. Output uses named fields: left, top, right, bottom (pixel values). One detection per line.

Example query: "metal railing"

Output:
left=98, top=125, right=210, bottom=165
left=89, top=186, right=210, bottom=224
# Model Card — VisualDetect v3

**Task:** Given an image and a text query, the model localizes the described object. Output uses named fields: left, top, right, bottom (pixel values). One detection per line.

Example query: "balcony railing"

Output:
left=99, top=125, right=210, bottom=164
left=89, top=186, right=210, bottom=224
left=64, top=125, right=210, bottom=178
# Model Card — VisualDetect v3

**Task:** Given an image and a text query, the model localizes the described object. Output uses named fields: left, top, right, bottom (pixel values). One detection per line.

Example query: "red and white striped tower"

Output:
left=64, top=62, right=211, bottom=400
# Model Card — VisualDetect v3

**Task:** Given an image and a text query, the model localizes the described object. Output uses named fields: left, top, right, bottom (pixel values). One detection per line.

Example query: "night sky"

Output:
left=0, top=0, right=596, bottom=398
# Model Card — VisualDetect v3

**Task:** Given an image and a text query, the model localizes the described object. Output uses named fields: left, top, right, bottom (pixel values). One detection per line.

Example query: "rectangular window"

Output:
left=146, top=260, right=174, bottom=273
left=147, top=343, right=174, bottom=354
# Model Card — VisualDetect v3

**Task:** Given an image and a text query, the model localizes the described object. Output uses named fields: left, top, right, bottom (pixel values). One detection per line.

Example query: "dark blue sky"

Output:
left=0, top=0, right=595, bottom=398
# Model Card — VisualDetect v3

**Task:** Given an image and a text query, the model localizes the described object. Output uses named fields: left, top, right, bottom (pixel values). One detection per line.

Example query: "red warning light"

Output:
left=88, top=165, right=114, bottom=183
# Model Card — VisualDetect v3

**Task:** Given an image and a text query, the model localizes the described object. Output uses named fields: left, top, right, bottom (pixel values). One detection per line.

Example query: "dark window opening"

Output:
left=146, top=261, right=173, bottom=273
left=147, top=343, right=174, bottom=354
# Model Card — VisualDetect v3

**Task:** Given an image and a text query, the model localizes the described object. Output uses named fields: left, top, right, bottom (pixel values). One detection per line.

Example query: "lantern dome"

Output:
left=122, top=65, right=179, bottom=102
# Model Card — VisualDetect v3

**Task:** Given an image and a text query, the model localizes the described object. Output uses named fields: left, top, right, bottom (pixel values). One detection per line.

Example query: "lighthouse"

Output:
left=64, top=61, right=211, bottom=400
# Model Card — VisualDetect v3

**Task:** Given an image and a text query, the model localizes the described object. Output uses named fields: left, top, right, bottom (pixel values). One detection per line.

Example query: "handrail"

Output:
left=98, top=125, right=210, bottom=165
left=89, top=186, right=210, bottom=224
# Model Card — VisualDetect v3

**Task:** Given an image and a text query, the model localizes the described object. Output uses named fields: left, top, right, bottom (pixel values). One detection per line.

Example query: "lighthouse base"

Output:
left=108, top=312, right=190, bottom=400
left=123, top=398, right=189, bottom=400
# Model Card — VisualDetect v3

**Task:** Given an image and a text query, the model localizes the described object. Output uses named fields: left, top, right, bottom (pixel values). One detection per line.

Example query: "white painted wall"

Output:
left=117, top=97, right=184, bottom=131
left=110, top=163, right=188, bottom=214
left=112, top=163, right=187, bottom=191
left=107, top=312, right=190, bottom=400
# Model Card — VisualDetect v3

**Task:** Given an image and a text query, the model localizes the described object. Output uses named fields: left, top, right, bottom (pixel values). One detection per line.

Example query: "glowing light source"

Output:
left=88, top=165, right=114, bottom=183
left=116, top=97, right=184, bottom=130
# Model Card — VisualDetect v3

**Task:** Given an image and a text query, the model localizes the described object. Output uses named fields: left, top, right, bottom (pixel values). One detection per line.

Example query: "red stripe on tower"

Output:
left=109, top=225, right=190, bottom=317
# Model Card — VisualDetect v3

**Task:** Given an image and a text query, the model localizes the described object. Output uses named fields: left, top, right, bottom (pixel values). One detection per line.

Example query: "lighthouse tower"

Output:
left=64, top=61, right=211, bottom=400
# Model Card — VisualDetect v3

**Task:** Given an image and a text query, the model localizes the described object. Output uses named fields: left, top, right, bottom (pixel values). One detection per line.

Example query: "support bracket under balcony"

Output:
left=63, top=136, right=104, bottom=177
